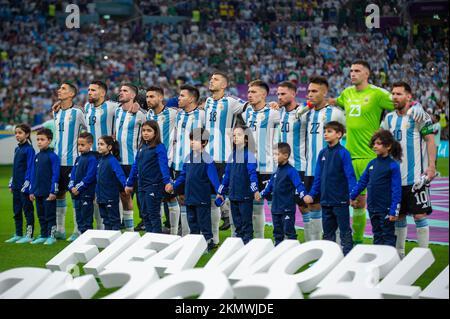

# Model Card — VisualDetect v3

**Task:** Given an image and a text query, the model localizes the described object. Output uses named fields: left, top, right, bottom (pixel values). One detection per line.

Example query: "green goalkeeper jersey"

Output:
left=336, top=84, right=394, bottom=159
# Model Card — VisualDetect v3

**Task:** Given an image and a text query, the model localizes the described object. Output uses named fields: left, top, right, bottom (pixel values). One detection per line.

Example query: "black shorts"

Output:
left=399, top=185, right=432, bottom=216
left=303, top=175, right=320, bottom=205
left=57, top=166, right=73, bottom=196
left=121, top=165, right=132, bottom=178
left=258, top=172, right=272, bottom=201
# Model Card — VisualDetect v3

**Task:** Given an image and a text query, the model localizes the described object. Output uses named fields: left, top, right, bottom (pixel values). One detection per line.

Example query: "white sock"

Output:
left=229, top=210, right=236, bottom=237
left=168, top=201, right=180, bottom=235
left=415, top=217, right=429, bottom=248
left=180, top=205, right=190, bottom=236
left=310, top=209, right=322, bottom=240
left=119, top=199, right=124, bottom=223
left=395, top=219, right=408, bottom=258
left=335, top=228, right=341, bottom=246
left=302, top=212, right=311, bottom=242
left=123, top=210, right=134, bottom=232
left=223, top=199, right=236, bottom=236
left=72, top=208, right=79, bottom=235
left=93, top=200, right=104, bottom=230
left=56, top=199, right=66, bottom=233
left=211, top=198, right=221, bottom=245
left=252, top=202, right=265, bottom=239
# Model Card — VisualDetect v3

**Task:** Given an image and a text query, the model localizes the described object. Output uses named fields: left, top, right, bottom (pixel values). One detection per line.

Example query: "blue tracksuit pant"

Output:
left=12, top=189, right=34, bottom=237
left=73, top=198, right=94, bottom=233
left=98, top=200, right=120, bottom=230
left=322, top=205, right=353, bottom=255
left=230, top=200, right=253, bottom=244
left=369, top=211, right=396, bottom=247
left=35, top=196, right=56, bottom=237
left=272, top=212, right=296, bottom=245
left=139, top=189, right=163, bottom=233
left=186, top=204, right=212, bottom=243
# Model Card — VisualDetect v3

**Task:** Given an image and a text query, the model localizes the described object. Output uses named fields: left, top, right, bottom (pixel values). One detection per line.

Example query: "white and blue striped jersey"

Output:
left=147, top=107, right=178, bottom=167
left=204, top=95, right=245, bottom=162
left=381, top=111, right=433, bottom=186
left=279, top=105, right=307, bottom=171
left=114, top=107, right=147, bottom=166
left=241, top=104, right=280, bottom=174
left=305, top=105, right=345, bottom=176
left=84, top=100, right=120, bottom=151
left=173, top=108, right=205, bottom=171
left=53, top=106, right=87, bottom=166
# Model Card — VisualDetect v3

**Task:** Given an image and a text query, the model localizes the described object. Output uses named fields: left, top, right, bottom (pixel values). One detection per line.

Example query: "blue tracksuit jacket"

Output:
left=126, top=143, right=171, bottom=191
left=96, top=154, right=127, bottom=203
left=173, top=151, right=221, bottom=205
left=350, top=155, right=402, bottom=217
left=68, top=151, right=98, bottom=198
left=261, top=162, right=306, bottom=214
left=218, top=148, right=259, bottom=201
left=30, top=148, right=60, bottom=197
left=10, top=141, right=35, bottom=193
left=308, top=143, right=357, bottom=206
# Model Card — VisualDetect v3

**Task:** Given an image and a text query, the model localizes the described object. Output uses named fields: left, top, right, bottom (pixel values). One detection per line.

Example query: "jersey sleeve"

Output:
left=389, top=161, right=402, bottom=217
left=110, top=157, right=127, bottom=188
left=156, top=144, right=171, bottom=185
left=173, top=162, right=187, bottom=189
left=76, top=156, right=98, bottom=193
left=380, top=116, right=389, bottom=130
left=22, top=146, right=36, bottom=192
left=218, top=162, right=231, bottom=195
left=350, top=160, right=373, bottom=200
left=308, top=151, right=323, bottom=198
left=229, top=96, right=245, bottom=115
left=247, top=153, right=259, bottom=193
left=377, top=88, right=394, bottom=111
left=77, top=108, right=87, bottom=133
left=126, top=151, right=139, bottom=187
left=288, top=167, right=306, bottom=197
left=340, top=148, right=357, bottom=194
left=206, top=162, right=221, bottom=193
left=68, top=159, right=77, bottom=190
left=260, top=174, right=274, bottom=198
left=335, top=89, right=347, bottom=109
left=50, top=153, right=61, bottom=194
left=332, top=108, right=346, bottom=126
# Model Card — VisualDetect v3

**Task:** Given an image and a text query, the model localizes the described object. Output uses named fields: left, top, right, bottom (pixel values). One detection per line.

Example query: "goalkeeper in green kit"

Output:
left=329, top=60, right=428, bottom=244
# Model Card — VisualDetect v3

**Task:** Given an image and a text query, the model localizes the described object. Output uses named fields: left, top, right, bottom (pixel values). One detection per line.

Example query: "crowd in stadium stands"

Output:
left=0, top=0, right=448, bottom=139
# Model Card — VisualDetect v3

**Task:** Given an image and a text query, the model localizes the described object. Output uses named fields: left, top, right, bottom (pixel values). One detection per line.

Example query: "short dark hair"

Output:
left=63, top=81, right=78, bottom=96
left=249, top=79, right=270, bottom=95
left=78, top=132, right=94, bottom=144
left=180, top=84, right=200, bottom=102
left=277, top=142, right=291, bottom=157
left=278, top=81, right=297, bottom=92
left=146, top=86, right=164, bottom=96
left=324, top=121, right=345, bottom=137
left=189, top=128, right=209, bottom=146
left=36, top=128, right=53, bottom=140
left=352, top=60, right=371, bottom=73
left=122, top=83, right=138, bottom=96
left=90, top=80, right=108, bottom=94
left=392, top=81, right=412, bottom=94
left=212, top=71, right=229, bottom=85
left=309, top=76, right=329, bottom=88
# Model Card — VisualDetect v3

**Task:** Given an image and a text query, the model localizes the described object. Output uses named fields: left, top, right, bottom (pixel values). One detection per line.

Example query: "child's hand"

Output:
left=71, top=187, right=79, bottom=196
left=165, top=183, right=173, bottom=194
left=303, top=195, right=313, bottom=204
left=29, top=194, right=35, bottom=201
left=350, top=199, right=358, bottom=208
left=388, top=215, right=398, bottom=222
left=216, top=194, right=224, bottom=202
left=254, top=191, right=261, bottom=201
left=125, top=186, right=134, bottom=195
left=47, top=194, right=56, bottom=201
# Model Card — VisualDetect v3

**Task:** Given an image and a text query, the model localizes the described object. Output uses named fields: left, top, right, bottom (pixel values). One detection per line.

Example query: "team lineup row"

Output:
left=7, top=60, right=436, bottom=258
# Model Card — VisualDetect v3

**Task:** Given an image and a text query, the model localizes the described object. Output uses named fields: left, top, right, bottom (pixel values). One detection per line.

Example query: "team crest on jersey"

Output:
left=364, top=98, right=369, bottom=103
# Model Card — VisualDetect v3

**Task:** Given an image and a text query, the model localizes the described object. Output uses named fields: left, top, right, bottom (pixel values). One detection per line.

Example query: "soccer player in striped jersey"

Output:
left=276, top=81, right=312, bottom=240
left=173, top=85, right=205, bottom=238
left=52, top=82, right=87, bottom=241
left=146, top=86, right=180, bottom=235
left=84, top=80, right=120, bottom=232
left=114, top=83, right=147, bottom=232
left=241, top=80, right=281, bottom=239
left=381, top=82, right=437, bottom=258
left=304, top=76, right=345, bottom=241
left=205, top=71, right=245, bottom=240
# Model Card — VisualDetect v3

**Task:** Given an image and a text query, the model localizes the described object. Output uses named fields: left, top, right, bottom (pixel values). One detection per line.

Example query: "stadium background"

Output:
left=0, top=0, right=448, bottom=298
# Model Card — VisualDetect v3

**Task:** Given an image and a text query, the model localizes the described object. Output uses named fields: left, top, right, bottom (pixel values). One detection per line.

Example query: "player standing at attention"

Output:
left=84, top=80, right=120, bottom=231
left=173, top=85, right=206, bottom=237
left=146, top=86, right=180, bottom=235
left=241, top=80, right=281, bottom=238
left=329, top=60, right=428, bottom=245
left=381, top=82, right=437, bottom=258
left=304, top=76, right=345, bottom=240
left=205, top=71, right=245, bottom=241
left=114, top=83, right=147, bottom=232
left=52, top=82, right=87, bottom=242
left=276, top=81, right=311, bottom=240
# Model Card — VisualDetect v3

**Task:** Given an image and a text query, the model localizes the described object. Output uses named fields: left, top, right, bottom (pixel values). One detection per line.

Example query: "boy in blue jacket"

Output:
left=260, top=142, right=306, bottom=246
left=304, top=121, right=357, bottom=255
left=68, top=132, right=98, bottom=237
left=29, top=128, right=60, bottom=245
left=171, top=128, right=221, bottom=252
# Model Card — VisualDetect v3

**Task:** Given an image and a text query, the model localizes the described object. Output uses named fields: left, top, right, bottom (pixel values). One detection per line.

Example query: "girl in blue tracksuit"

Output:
left=126, top=120, right=172, bottom=233
left=29, top=128, right=60, bottom=245
left=6, top=124, right=36, bottom=244
left=217, top=125, right=260, bottom=244
left=173, top=128, right=221, bottom=252
left=350, top=129, right=402, bottom=247
left=68, top=132, right=98, bottom=235
left=96, top=135, right=127, bottom=230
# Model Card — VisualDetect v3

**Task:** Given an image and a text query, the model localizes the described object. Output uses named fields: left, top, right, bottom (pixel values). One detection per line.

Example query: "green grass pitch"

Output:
left=0, top=159, right=448, bottom=298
